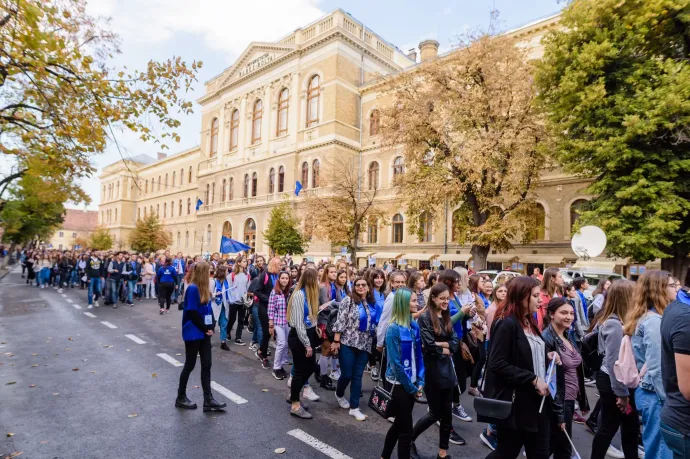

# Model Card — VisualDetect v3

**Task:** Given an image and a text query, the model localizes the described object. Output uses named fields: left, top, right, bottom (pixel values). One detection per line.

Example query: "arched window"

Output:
left=176, top=232, right=181, bottom=247
left=116, top=181, right=120, bottom=198
left=252, top=172, right=258, bottom=197
left=367, top=219, right=378, bottom=244
left=180, top=168, right=184, bottom=186
left=206, top=224, right=212, bottom=246
left=244, top=219, right=257, bottom=249
left=570, top=199, right=588, bottom=234
left=145, top=180, right=148, bottom=194
left=228, top=177, right=234, bottom=200
left=368, top=162, right=379, bottom=190
left=392, top=214, right=404, bottom=243
left=178, top=199, right=182, bottom=216
left=187, top=198, right=191, bottom=215
left=205, top=184, right=210, bottom=207
left=527, top=203, right=547, bottom=241
left=269, top=168, right=275, bottom=193
left=393, top=156, right=405, bottom=179
left=149, top=205, right=153, bottom=216
left=156, top=204, right=160, bottom=217
left=369, top=109, right=380, bottom=136
left=164, top=173, right=168, bottom=190
left=172, top=171, right=176, bottom=187
left=301, top=162, right=309, bottom=188
left=188, top=166, right=193, bottom=184
left=193, top=230, right=197, bottom=247
left=307, top=75, right=320, bottom=127
left=278, top=166, right=285, bottom=192
left=230, top=109, right=239, bottom=150
left=243, top=174, right=249, bottom=198
left=143, top=207, right=146, bottom=219
left=103, top=185, right=106, bottom=199
left=312, top=159, right=320, bottom=188
left=157, top=175, right=161, bottom=191
left=211, top=182, right=215, bottom=204
left=185, top=231, right=189, bottom=248
left=222, top=179, right=227, bottom=201
left=163, top=202, right=167, bottom=218
left=137, top=208, right=141, bottom=220
left=210, top=117, right=219, bottom=157
left=114, top=208, right=117, bottom=221
left=277, top=88, right=289, bottom=136
left=222, top=221, right=232, bottom=238
left=419, top=212, right=432, bottom=242
left=170, top=201, right=174, bottom=217
left=252, top=100, right=263, bottom=144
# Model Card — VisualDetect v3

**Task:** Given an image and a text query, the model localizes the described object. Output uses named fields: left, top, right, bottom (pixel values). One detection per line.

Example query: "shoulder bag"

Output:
left=368, top=347, right=395, bottom=419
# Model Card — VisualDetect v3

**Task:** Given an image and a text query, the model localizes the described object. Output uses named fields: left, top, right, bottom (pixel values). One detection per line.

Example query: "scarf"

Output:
left=330, top=282, right=336, bottom=301
left=399, top=326, right=414, bottom=380
left=577, top=290, right=588, bottom=318
left=301, top=288, right=312, bottom=327
left=357, top=301, right=371, bottom=333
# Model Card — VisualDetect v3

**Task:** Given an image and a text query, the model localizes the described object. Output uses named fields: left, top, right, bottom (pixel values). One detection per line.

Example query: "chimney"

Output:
left=407, top=48, right=418, bottom=63
left=157, top=152, right=167, bottom=160
left=419, top=39, right=440, bottom=62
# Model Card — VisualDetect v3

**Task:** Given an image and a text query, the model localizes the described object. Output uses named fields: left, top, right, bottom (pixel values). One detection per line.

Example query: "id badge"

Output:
left=204, top=314, right=213, bottom=325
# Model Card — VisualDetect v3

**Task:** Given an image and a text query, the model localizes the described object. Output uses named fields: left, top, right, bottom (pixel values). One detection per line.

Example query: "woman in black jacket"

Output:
left=410, top=283, right=459, bottom=459
left=541, top=297, right=590, bottom=459
left=482, top=276, right=553, bottom=459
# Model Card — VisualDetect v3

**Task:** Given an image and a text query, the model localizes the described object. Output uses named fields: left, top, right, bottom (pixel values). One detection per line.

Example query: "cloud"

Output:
left=87, top=0, right=326, bottom=56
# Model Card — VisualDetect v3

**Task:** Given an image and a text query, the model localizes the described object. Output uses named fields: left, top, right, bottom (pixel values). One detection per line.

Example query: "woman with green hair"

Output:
left=380, top=287, right=425, bottom=459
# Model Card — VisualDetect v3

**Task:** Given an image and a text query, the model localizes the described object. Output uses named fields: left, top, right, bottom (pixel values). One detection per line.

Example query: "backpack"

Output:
left=614, top=334, right=647, bottom=388
left=581, top=329, right=602, bottom=373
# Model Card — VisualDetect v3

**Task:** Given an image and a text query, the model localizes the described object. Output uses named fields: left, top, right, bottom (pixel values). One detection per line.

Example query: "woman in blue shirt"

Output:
left=380, top=287, right=425, bottom=459
left=176, top=261, right=226, bottom=412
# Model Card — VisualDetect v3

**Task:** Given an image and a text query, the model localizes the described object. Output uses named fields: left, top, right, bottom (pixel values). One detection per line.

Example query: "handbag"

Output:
left=368, top=348, right=395, bottom=419
left=473, top=319, right=515, bottom=424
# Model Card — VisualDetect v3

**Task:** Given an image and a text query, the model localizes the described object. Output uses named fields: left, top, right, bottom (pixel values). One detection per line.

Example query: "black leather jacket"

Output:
left=541, top=324, right=590, bottom=424
left=418, top=311, right=459, bottom=390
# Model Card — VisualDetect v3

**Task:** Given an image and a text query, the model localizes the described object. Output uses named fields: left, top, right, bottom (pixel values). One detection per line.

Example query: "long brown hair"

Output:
left=273, top=271, right=291, bottom=297
left=189, top=261, right=211, bottom=304
left=427, top=283, right=452, bottom=335
left=288, top=267, right=319, bottom=325
left=495, top=276, right=541, bottom=332
left=541, top=267, right=562, bottom=297
left=623, top=270, right=671, bottom=336
left=597, top=280, right=635, bottom=327
left=320, top=263, right=336, bottom=285
left=232, top=255, right=246, bottom=275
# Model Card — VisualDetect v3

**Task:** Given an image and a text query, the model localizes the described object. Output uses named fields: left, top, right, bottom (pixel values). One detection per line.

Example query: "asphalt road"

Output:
left=0, top=267, right=610, bottom=459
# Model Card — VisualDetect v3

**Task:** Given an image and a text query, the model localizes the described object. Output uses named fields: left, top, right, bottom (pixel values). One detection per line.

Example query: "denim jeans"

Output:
left=40, top=268, right=50, bottom=286
left=88, top=277, right=101, bottom=305
left=218, top=305, right=228, bottom=342
left=660, top=421, right=690, bottom=459
left=636, top=387, right=672, bottom=459
left=336, top=343, right=370, bottom=409
left=126, top=280, right=136, bottom=304
left=251, top=304, right=263, bottom=345
left=109, top=278, right=122, bottom=305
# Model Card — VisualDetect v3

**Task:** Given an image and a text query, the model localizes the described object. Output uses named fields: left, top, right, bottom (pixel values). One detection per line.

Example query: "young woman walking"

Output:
left=143, top=257, right=155, bottom=299
left=226, top=256, right=250, bottom=346
left=213, top=266, right=231, bottom=351
left=268, top=271, right=291, bottom=380
left=157, top=259, right=176, bottom=314
left=317, top=264, right=346, bottom=390
left=176, top=261, right=226, bottom=412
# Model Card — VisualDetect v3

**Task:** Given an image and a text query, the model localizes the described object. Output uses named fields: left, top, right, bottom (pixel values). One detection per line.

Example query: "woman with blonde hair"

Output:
left=538, top=267, right=564, bottom=330
left=176, top=261, right=226, bottom=412
left=226, top=255, right=250, bottom=346
left=287, top=267, right=320, bottom=419
left=623, top=270, right=677, bottom=459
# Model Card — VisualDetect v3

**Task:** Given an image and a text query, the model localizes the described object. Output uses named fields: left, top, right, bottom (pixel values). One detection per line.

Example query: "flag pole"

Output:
left=563, top=429, right=582, bottom=459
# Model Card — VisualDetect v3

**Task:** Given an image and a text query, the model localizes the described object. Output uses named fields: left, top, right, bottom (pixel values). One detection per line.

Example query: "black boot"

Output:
left=220, top=342, right=230, bottom=351
left=203, top=393, right=227, bottom=412
left=175, top=394, right=197, bottom=409
left=320, top=377, right=336, bottom=391
left=314, top=371, right=322, bottom=384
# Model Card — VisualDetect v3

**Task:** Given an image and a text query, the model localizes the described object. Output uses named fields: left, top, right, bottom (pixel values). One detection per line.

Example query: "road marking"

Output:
left=157, top=353, right=183, bottom=367
left=124, top=334, right=146, bottom=345
left=65, top=298, right=73, bottom=303
left=210, top=381, right=248, bottom=405
left=100, top=321, right=117, bottom=329
left=287, top=429, right=353, bottom=459
left=84, top=312, right=97, bottom=318
left=72, top=304, right=82, bottom=310
left=61, top=294, right=67, bottom=298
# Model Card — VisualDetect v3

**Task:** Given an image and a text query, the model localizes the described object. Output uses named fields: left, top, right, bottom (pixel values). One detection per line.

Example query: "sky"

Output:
left=71, top=0, right=564, bottom=210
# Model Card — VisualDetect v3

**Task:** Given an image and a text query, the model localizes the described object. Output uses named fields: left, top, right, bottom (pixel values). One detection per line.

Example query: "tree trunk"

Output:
left=471, top=244, right=490, bottom=271
left=352, top=227, right=359, bottom=267
left=661, top=251, right=690, bottom=287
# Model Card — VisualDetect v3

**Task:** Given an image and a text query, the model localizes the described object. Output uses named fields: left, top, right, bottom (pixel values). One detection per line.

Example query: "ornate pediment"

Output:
left=218, top=43, right=297, bottom=87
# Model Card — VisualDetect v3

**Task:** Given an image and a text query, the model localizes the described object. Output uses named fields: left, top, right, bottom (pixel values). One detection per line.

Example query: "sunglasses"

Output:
left=355, top=283, right=368, bottom=288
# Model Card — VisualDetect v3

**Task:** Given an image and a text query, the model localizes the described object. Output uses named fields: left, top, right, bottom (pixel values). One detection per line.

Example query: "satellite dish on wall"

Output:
left=571, top=226, right=607, bottom=260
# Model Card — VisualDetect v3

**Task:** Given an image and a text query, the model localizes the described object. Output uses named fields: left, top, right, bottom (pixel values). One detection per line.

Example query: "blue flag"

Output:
left=546, top=359, right=557, bottom=399
left=220, top=236, right=251, bottom=254
left=195, top=198, right=203, bottom=211
left=295, top=180, right=303, bottom=196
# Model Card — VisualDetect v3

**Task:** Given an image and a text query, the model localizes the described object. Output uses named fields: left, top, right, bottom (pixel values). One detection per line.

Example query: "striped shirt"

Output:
left=268, top=290, right=288, bottom=327
left=288, top=289, right=315, bottom=348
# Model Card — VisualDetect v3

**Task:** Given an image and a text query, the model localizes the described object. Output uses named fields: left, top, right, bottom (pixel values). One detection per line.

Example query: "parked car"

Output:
left=478, top=270, right=521, bottom=288
left=559, top=268, right=626, bottom=300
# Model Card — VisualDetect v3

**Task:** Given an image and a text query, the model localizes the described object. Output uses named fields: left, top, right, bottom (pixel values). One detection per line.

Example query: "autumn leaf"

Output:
left=6, top=381, right=16, bottom=385
left=29, top=384, right=36, bottom=388
left=31, top=353, right=37, bottom=356
left=68, top=337, right=73, bottom=341
left=7, top=432, right=14, bottom=437
left=31, top=364, right=38, bottom=368
left=127, top=413, right=138, bottom=418
left=151, top=373, right=157, bottom=378
left=72, top=368, right=79, bottom=371
left=274, top=448, right=286, bottom=454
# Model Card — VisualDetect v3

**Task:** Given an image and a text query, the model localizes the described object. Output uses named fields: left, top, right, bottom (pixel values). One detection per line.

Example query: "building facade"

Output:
left=47, top=209, right=98, bottom=250
left=99, top=10, right=628, bottom=274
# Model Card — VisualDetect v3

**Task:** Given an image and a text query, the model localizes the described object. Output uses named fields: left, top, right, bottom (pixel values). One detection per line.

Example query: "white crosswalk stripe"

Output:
left=124, top=334, right=146, bottom=345
left=65, top=298, right=73, bottom=303
left=210, top=381, right=248, bottom=405
left=72, top=304, right=82, bottom=309
left=156, top=353, right=183, bottom=367
left=287, top=429, right=353, bottom=459
left=100, top=321, right=117, bottom=329
left=83, top=312, right=97, bottom=318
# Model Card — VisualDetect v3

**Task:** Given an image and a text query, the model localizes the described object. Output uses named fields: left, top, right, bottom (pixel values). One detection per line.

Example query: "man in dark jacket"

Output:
left=86, top=252, right=103, bottom=308
left=107, top=252, right=125, bottom=308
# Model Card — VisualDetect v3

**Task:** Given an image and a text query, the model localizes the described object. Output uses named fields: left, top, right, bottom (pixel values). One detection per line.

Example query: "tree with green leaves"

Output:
left=88, top=226, right=114, bottom=251
left=263, top=201, right=307, bottom=256
left=536, top=0, right=690, bottom=282
left=128, top=214, right=171, bottom=253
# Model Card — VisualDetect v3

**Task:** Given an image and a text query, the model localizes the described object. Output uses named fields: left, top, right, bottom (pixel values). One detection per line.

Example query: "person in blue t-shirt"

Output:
left=157, top=259, right=177, bottom=315
left=176, top=261, right=226, bottom=412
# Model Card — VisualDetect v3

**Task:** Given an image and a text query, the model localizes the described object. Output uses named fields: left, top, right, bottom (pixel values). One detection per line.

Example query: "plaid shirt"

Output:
left=268, top=290, right=288, bottom=327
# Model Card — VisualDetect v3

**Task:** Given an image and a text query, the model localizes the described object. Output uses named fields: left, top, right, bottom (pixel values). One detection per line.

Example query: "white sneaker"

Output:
left=638, top=447, right=645, bottom=459
left=302, top=385, right=320, bottom=402
left=387, top=417, right=395, bottom=423
left=287, top=375, right=292, bottom=388
left=335, top=393, right=350, bottom=409
left=329, top=369, right=341, bottom=380
left=607, top=445, right=625, bottom=458
left=87, top=305, right=93, bottom=309
left=94, top=301, right=99, bottom=307
left=349, top=408, right=367, bottom=421
left=57, top=288, right=63, bottom=293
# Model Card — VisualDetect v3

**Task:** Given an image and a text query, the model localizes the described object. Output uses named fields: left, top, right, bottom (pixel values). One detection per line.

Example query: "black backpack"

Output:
left=581, top=328, right=602, bottom=372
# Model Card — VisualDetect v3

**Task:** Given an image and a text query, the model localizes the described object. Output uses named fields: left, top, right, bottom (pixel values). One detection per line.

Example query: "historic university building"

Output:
left=97, top=9, right=648, bottom=275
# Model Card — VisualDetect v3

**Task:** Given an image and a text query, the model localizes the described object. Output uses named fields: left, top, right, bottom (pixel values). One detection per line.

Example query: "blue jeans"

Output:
left=251, top=304, right=262, bottom=344
left=88, top=277, right=101, bottom=305
left=336, top=343, right=370, bottom=409
left=109, top=278, right=122, bottom=305
left=126, top=280, right=136, bottom=304
left=636, top=387, right=672, bottom=459
left=661, top=422, right=690, bottom=459
left=218, top=305, right=228, bottom=342
left=40, top=268, right=50, bottom=286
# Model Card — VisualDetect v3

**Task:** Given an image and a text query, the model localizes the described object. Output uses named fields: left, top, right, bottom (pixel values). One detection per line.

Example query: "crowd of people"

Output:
left=16, top=247, right=690, bottom=459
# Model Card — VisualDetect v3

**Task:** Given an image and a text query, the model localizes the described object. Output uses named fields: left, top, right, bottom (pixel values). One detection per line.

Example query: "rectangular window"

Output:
left=59, top=232, right=64, bottom=237
left=72, top=232, right=77, bottom=238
